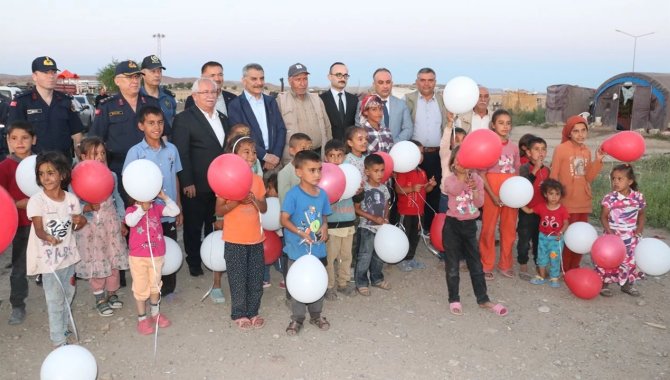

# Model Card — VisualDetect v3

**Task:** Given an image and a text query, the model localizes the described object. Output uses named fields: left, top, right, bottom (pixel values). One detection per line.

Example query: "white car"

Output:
left=71, top=97, right=93, bottom=131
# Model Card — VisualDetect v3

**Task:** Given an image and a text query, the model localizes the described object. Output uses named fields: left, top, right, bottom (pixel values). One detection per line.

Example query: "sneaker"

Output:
left=325, top=289, right=338, bottom=301
left=337, top=284, right=356, bottom=297
left=8, top=307, right=26, bottom=325
left=410, top=259, right=426, bottom=270
left=278, top=281, right=286, bottom=289
left=263, top=281, right=272, bottom=288
left=137, top=318, right=155, bottom=335
left=397, top=261, right=413, bottom=272
left=151, top=313, right=172, bottom=328
left=210, top=288, right=226, bottom=304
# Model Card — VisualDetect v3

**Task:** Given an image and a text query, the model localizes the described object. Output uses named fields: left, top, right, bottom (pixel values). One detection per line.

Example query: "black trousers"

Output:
left=443, top=216, right=490, bottom=304
left=10, top=226, right=30, bottom=309
left=400, top=215, right=421, bottom=261
left=517, top=211, right=539, bottom=265
left=161, top=221, right=178, bottom=295
left=419, top=150, right=442, bottom=232
left=182, top=191, right=216, bottom=270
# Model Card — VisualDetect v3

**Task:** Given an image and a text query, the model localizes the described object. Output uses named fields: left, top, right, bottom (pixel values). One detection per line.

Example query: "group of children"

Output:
left=1, top=98, right=649, bottom=346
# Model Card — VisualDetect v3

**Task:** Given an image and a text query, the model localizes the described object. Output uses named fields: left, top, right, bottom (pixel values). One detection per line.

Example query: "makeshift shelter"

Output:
left=593, top=72, right=670, bottom=131
left=545, top=84, right=595, bottom=124
left=57, top=70, right=80, bottom=79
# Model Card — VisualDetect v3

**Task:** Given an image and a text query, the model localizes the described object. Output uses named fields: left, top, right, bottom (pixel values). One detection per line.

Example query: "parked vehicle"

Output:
left=71, top=97, right=93, bottom=131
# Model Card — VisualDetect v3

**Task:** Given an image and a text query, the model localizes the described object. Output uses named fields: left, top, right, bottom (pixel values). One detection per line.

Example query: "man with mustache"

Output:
left=319, top=62, right=358, bottom=142
left=460, top=86, right=492, bottom=132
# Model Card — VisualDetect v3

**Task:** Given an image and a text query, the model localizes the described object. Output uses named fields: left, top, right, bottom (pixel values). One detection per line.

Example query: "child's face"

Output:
left=348, top=131, right=368, bottom=155
left=236, top=142, right=257, bottom=167
left=611, top=170, right=633, bottom=194
left=491, top=115, right=512, bottom=139
left=7, top=129, right=35, bottom=158
left=452, top=132, right=465, bottom=147
left=528, top=143, right=547, bottom=163
left=365, top=163, right=385, bottom=185
left=82, top=144, right=107, bottom=164
left=37, top=162, right=62, bottom=191
left=364, top=105, right=384, bottom=126
left=266, top=185, right=278, bottom=198
left=452, top=158, right=467, bottom=175
left=288, top=139, right=312, bottom=157
left=545, top=188, right=561, bottom=206
left=138, top=113, right=165, bottom=143
left=297, top=160, right=322, bottom=187
left=325, top=149, right=345, bottom=165
left=569, top=123, right=588, bottom=144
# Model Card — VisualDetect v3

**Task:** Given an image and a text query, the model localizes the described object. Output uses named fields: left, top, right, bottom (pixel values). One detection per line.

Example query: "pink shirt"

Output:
left=443, top=173, right=485, bottom=221
left=125, top=199, right=180, bottom=257
left=485, top=140, right=520, bottom=174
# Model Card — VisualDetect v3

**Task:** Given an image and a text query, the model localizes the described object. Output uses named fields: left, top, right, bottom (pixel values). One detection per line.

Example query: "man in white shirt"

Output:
left=460, top=86, right=492, bottom=132
left=319, top=62, right=359, bottom=141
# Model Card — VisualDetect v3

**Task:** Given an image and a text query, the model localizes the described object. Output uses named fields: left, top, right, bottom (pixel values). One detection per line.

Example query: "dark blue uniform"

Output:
left=7, top=88, right=83, bottom=155
left=140, top=86, right=177, bottom=125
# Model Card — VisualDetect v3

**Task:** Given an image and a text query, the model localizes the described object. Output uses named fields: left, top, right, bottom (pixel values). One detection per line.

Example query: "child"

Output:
left=262, top=173, right=283, bottom=289
left=522, top=179, right=569, bottom=288
left=516, top=136, right=549, bottom=280
left=550, top=115, right=604, bottom=270
left=227, top=123, right=263, bottom=176
left=324, top=139, right=357, bottom=300
left=395, top=140, right=437, bottom=272
left=124, top=106, right=183, bottom=297
left=443, top=146, right=508, bottom=316
left=281, top=150, right=331, bottom=335
left=344, top=125, right=368, bottom=180
left=597, top=164, right=645, bottom=297
left=216, top=134, right=268, bottom=330
left=359, top=94, right=393, bottom=153
left=125, top=190, right=179, bottom=335
left=450, top=127, right=467, bottom=150
left=354, top=154, right=391, bottom=296
left=479, top=110, right=520, bottom=280
left=26, top=151, right=87, bottom=347
left=1, top=121, right=35, bottom=325
left=76, top=137, right=129, bottom=316
left=278, top=133, right=312, bottom=205
left=517, top=133, right=536, bottom=166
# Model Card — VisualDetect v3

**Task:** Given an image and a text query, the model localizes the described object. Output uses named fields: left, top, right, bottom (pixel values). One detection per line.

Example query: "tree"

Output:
left=97, top=59, right=119, bottom=92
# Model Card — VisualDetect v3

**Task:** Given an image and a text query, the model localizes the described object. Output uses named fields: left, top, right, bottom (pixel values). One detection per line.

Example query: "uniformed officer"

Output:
left=7, top=56, right=84, bottom=158
left=140, top=55, right=177, bottom=125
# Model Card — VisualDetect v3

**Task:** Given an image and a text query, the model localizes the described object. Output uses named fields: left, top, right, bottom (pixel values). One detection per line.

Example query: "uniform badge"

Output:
left=10, top=101, right=17, bottom=107
left=151, top=55, right=160, bottom=63
left=128, top=61, right=138, bottom=68
left=109, top=111, right=124, bottom=116
left=44, top=57, right=55, bottom=66
left=27, top=108, right=43, bottom=115
left=164, top=99, right=172, bottom=108
left=95, top=109, right=102, bottom=116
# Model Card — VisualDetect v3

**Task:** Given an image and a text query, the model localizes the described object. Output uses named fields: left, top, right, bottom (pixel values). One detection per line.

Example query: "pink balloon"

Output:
left=373, top=151, right=394, bottom=183
left=0, top=186, right=18, bottom=254
left=71, top=161, right=115, bottom=204
left=318, top=163, right=346, bottom=203
left=456, top=129, right=503, bottom=169
left=207, top=154, right=253, bottom=201
left=591, top=234, right=626, bottom=269
left=601, top=131, right=645, bottom=162
left=564, top=268, right=602, bottom=300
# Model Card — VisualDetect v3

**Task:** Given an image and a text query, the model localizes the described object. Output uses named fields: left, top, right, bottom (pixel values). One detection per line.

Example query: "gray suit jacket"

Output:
left=355, top=94, right=414, bottom=142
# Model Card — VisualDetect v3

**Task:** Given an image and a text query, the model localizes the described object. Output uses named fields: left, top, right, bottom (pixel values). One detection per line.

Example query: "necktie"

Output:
left=382, top=100, right=389, bottom=127
left=338, top=92, right=346, bottom=125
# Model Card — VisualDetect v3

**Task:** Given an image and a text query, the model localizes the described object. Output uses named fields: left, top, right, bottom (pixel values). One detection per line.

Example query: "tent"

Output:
left=545, top=84, right=595, bottom=124
left=593, top=72, right=670, bottom=131
left=57, top=70, right=79, bottom=79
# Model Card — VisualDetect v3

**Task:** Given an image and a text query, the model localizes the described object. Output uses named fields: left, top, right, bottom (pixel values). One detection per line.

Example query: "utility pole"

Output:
left=152, top=33, right=166, bottom=58
left=615, top=29, right=654, bottom=72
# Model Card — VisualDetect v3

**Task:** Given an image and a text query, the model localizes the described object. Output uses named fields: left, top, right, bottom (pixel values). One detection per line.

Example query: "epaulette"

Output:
left=98, top=95, right=116, bottom=106
left=14, top=91, right=33, bottom=99
left=163, top=88, right=175, bottom=98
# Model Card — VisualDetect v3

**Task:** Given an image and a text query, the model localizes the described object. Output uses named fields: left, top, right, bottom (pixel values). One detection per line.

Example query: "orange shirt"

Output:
left=549, top=141, right=603, bottom=214
left=222, top=175, right=266, bottom=244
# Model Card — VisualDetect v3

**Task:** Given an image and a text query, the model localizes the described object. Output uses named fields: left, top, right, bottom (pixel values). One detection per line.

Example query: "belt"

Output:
left=423, top=147, right=440, bottom=153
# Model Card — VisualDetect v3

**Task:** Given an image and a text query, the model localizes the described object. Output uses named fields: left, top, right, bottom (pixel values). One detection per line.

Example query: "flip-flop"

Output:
left=234, top=317, right=252, bottom=330
left=484, top=272, right=494, bottom=281
left=372, top=280, right=391, bottom=290
left=250, top=315, right=265, bottom=329
left=484, top=303, right=508, bottom=316
left=357, top=287, right=371, bottom=296
left=449, top=302, right=463, bottom=316
left=498, top=269, right=514, bottom=278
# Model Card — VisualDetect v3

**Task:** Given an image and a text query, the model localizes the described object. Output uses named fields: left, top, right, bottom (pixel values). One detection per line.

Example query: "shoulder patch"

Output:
left=14, top=91, right=32, bottom=99
left=99, top=95, right=115, bottom=105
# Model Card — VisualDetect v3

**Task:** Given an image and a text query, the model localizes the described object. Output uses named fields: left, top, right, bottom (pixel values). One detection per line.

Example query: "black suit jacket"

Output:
left=184, top=90, right=236, bottom=111
left=319, top=90, right=358, bottom=141
left=172, top=106, right=230, bottom=193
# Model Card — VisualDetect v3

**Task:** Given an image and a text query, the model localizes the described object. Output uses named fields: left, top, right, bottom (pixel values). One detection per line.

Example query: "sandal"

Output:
left=309, top=316, right=330, bottom=331
left=518, top=272, right=532, bottom=281
left=286, top=320, right=303, bottom=336
left=96, top=300, right=114, bottom=317
left=600, top=284, right=613, bottom=297
left=357, top=287, right=371, bottom=296
left=498, top=269, right=514, bottom=278
left=481, top=303, right=508, bottom=316
left=621, top=283, right=640, bottom=297
left=549, top=278, right=560, bottom=288
left=484, top=272, right=494, bottom=281
left=372, top=280, right=391, bottom=290
left=250, top=315, right=265, bottom=329
left=530, top=275, right=546, bottom=285
left=449, top=302, right=463, bottom=316
left=107, top=294, right=123, bottom=309
left=234, top=317, right=252, bottom=331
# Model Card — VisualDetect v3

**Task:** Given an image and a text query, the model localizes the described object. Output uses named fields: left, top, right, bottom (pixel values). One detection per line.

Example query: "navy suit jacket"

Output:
left=227, top=93, right=286, bottom=161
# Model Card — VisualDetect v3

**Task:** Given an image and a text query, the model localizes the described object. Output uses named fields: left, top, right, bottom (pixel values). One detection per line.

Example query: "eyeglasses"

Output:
left=331, top=73, right=350, bottom=79
left=196, top=90, right=219, bottom=96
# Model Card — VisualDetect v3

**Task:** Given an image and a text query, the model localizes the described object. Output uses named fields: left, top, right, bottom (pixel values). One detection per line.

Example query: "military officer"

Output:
left=140, top=55, right=177, bottom=124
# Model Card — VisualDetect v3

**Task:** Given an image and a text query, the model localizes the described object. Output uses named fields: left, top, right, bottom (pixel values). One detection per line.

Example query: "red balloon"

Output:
left=456, top=129, right=503, bottom=169
left=564, top=268, right=602, bottom=300
left=0, top=186, right=18, bottom=254
left=263, top=230, right=282, bottom=265
left=430, top=213, right=446, bottom=251
left=373, top=151, right=394, bottom=183
left=71, top=161, right=114, bottom=204
left=591, top=234, right=626, bottom=269
left=207, top=154, right=253, bottom=201
left=601, top=131, right=645, bottom=162
left=318, top=163, right=346, bottom=203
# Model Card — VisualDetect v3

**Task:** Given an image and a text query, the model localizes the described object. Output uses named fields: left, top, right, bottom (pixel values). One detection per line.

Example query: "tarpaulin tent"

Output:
left=57, top=70, right=80, bottom=79
left=545, top=84, right=595, bottom=124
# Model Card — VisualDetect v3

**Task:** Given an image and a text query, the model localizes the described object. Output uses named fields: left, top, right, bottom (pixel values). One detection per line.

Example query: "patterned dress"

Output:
left=596, top=190, right=646, bottom=285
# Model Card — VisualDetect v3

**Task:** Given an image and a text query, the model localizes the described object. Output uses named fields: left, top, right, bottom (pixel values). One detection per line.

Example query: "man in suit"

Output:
left=228, top=63, right=286, bottom=172
left=184, top=61, right=237, bottom=116
left=405, top=67, right=451, bottom=235
left=459, top=86, right=491, bottom=132
left=172, top=78, right=230, bottom=287
left=356, top=68, right=413, bottom=142
left=319, top=62, right=358, bottom=142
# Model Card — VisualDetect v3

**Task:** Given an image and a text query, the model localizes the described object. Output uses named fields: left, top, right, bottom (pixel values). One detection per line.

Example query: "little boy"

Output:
left=278, top=133, right=312, bottom=205
left=123, top=106, right=183, bottom=297
left=0, top=121, right=36, bottom=324
left=323, top=139, right=356, bottom=300
left=395, top=140, right=437, bottom=272
left=516, top=136, right=549, bottom=280
left=354, top=154, right=391, bottom=296
left=281, top=150, right=331, bottom=335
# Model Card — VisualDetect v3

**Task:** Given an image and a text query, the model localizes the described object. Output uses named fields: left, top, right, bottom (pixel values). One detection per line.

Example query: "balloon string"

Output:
left=144, top=212, right=162, bottom=362
left=46, top=259, right=79, bottom=344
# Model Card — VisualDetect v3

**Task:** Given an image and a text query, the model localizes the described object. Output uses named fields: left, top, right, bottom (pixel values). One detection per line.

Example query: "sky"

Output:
left=2, top=0, right=669, bottom=92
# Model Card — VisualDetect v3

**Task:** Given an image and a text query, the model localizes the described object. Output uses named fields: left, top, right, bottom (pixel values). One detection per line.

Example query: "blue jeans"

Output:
left=355, top=228, right=385, bottom=288
left=42, top=264, right=76, bottom=346
left=538, top=232, right=562, bottom=279
left=263, top=260, right=282, bottom=282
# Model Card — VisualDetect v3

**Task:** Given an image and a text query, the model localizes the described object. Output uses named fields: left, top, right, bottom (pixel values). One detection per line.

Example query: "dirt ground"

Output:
left=1, top=125, right=669, bottom=380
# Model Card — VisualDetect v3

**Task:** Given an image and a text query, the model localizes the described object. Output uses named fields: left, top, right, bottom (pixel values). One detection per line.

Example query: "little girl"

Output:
left=125, top=190, right=180, bottom=335
left=517, top=133, right=536, bottom=166
left=26, top=151, right=87, bottom=347
left=443, top=146, right=507, bottom=316
left=550, top=115, right=604, bottom=270
left=479, top=109, right=520, bottom=280
left=597, top=164, right=645, bottom=297
left=358, top=95, right=393, bottom=153
left=75, top=137, right=129, bottom=317
left=216, top=134, right=268, bottom=330
left=227, top=123, right=263, bottom=176
left=344, top=125, right=369, bottom=180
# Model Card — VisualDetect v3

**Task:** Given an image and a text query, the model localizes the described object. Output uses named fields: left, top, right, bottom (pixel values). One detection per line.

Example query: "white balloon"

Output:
left=200, top=230, right=226, bottom=271
left=122, top=159, right=162, bottom=202
left=442, top=76, right=480, bottom=114
left=389, top=141, right=422, bottom=173
left=634, top=238, right=670, bottom=276
left=563, top=222, right=598, bottom=254
left=16, top=154, right=41, bottom=197
left=339, top=163, right=362, bottom=200
left=162, top=237, right=183, bottom=275
left=261, top=197, right=281, bottom=231
left=499, top=176, right=534, bottom=208
left=374, top=224, right=409, bottom=263
left=41, top=344, right=97, bottom=380
left=286, top=254, right=328, bottom=303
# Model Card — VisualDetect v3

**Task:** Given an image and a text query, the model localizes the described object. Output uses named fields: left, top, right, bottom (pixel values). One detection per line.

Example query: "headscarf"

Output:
left=561, top=115, right=588, bottom=143
left=359, top=94, right=383, bottom=125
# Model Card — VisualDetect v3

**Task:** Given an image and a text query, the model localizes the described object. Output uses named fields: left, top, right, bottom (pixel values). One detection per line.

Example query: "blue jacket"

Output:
left=227, top=93, right=286, bottom=161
